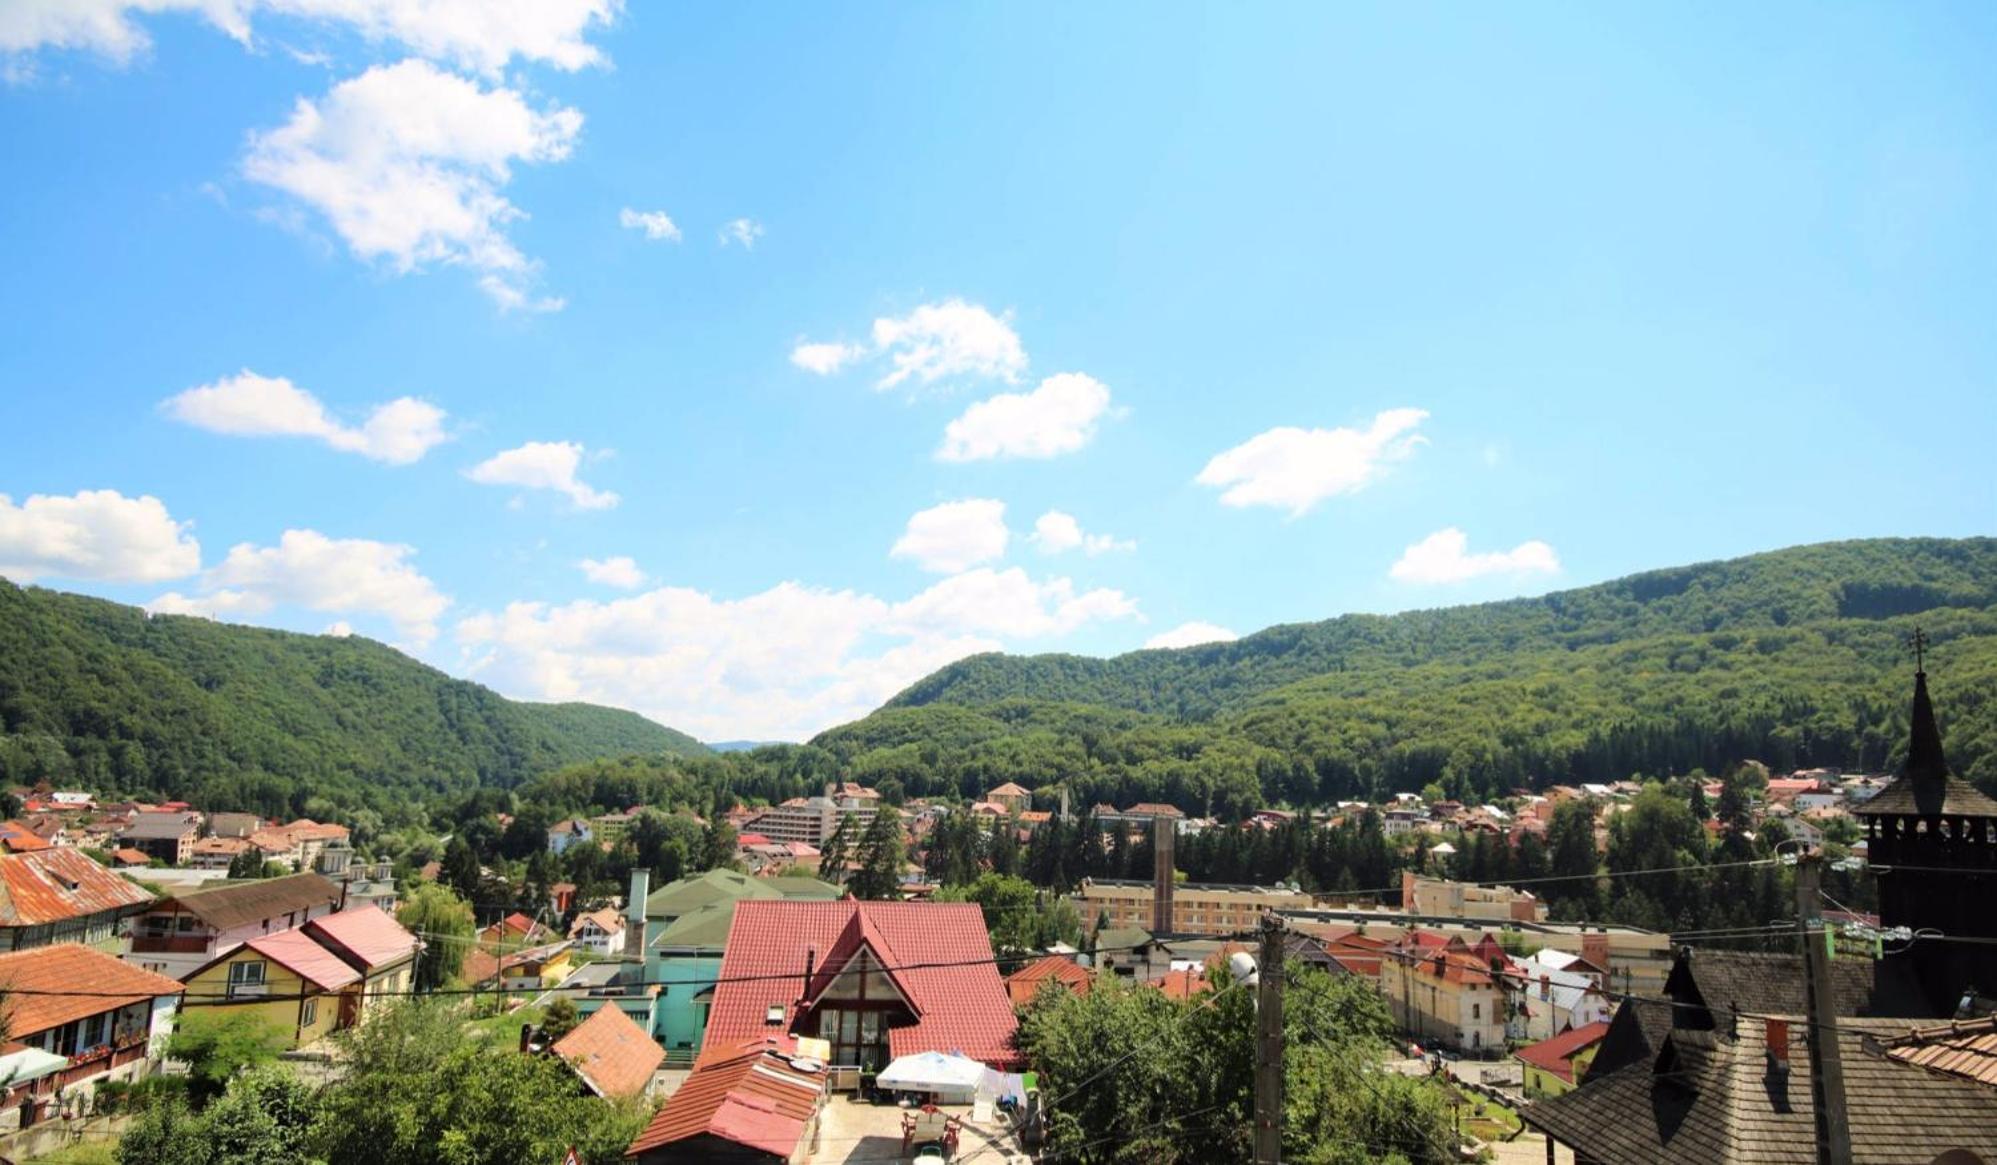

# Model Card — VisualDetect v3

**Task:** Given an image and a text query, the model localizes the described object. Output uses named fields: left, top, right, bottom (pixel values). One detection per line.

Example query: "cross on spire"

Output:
left=1910, top=627, right=1930, bottom=673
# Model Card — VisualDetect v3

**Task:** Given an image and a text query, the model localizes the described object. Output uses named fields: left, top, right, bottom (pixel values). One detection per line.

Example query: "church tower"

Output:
left=1855, top=649, right=1997, bottom=1014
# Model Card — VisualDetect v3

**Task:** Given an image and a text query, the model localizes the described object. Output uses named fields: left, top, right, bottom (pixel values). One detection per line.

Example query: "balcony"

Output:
left=127, top=935, right=212, bottom=954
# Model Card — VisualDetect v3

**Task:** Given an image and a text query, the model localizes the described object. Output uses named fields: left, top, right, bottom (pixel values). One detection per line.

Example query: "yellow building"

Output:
left=182, top=929, right=363, bottom=1048
left=1515, top=1020, right=1610, bottom=1098
left=1073, top=878, right=1313, bottom=937
left=1380, top=944, right=1509, bottom=1054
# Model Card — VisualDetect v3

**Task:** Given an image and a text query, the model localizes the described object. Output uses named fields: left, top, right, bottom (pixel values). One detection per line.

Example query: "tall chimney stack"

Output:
left=624, top=868, right=650, bottom=960
left=1151, top=815, right=1175, bottom=936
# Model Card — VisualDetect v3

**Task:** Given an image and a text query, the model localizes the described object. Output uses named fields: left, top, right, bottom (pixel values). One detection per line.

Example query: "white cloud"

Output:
left=1388, top=527, right=1560, bottom=585
left=618, top=207, right=680, bottom=242
left=718, top=218, right=763, bottom=248
left=1144, top=621, right=1239, bottom=650
left=1030, top=510, right=1134, bottom=556
left=466, top=440, right=618, bottom=510
left=160, top=369, right=447, bottom=464
left=455, top=567, right=1137, bottom=740
left=0, top=490, right=201, bottom=583
left=938, top=372, right=1113, bottom=463
left=890, top=499, right=1009, bottom=574
left=151, top=528, right=449, bottom=644
left=323, top=620, right=355, bottom=636
left=577, top=555, right=646, bottom=589
left=0, top=0, right=618, bottom=75
left=243, top=59, right=581, bottom=311
left=872, top=299, right=1025, bottom=390
left=789, top=341, right=866, bottom=376
left=1196, top=407, right=1429, bottom=516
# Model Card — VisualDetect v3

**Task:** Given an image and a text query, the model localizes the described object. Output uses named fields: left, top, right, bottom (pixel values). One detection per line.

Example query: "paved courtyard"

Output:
left=812, top=1093, right=1030, bottom=1164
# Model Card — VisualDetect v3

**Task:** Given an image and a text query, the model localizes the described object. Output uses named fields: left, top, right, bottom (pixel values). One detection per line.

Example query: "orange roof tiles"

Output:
left=626, top=1042, right=825, bottom=1160
left=705, top=900, right=1018, bottom=1069
left=0, top=944, right=182, bottom=1037
left=1005, top=955, right=1093, bottom=1007
left=0, top=849, right=153, bottom=928
left=0, top=823, right=51, bottom=853
left=1157, top=968, right=1208, bottom=1000
left=1886, top=1017, right=1997, bottom=1087
left=553, top=1005, right=664, bottom=1100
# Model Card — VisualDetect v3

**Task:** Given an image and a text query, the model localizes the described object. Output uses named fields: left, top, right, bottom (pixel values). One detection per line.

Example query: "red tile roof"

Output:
left=625, top=1042, right=826, bottom=1160
left=0, top=944, right=182, bottom=1037
left=1513, top=1020, right=1611, bottom=1084
left=553, top=1004, right=664, bottom=1100
left=0, top=849, right=154, bottom=927
left=0, top=823, right=51, bottom=853
left=1885, top=1016, right=1997, bottom=1087
left=1005, top=955, right=1093, bottom=1007
left=1157, top=968, right=1208, bottom=1000
left=304, top=906, right=417, bottom=971
left=1122, top=803, right=1185, bottom=818
left=111, top=848, right=152, bottom=866
left=705, top=900, right=1019, bottom=1068
left=240, top=929, right=362, bottom=992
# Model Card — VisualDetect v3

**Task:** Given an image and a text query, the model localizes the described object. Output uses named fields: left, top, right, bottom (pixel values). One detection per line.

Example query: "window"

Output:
left=1472, top=1003, right=1481, bottom=1020
left=301, top=998, right=318, bottom=1027
left=227, top=960, right=267, bottom=997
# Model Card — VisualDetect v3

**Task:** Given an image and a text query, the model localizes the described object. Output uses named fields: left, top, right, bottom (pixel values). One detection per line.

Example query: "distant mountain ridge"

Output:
left=0, top=580, right=706, bottom=815
left=889, top=537, right=1997, bottom=719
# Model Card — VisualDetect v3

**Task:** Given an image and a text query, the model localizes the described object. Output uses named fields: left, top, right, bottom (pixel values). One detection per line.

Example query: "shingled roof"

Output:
left=161, top=873, right=341, bottom=932
left=1525, top=1014, right=1997, bottom=1164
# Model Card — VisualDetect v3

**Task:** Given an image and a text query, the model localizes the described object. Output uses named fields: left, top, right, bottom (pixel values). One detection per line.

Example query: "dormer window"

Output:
left=765, top=1004, right=784, bottom=1025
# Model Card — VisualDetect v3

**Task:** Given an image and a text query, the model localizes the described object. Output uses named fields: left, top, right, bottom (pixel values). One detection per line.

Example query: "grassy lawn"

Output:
left=463, top=998, right=545, bottom=1045
left=1453, top=1093, right=1523, bottom=1142
left=33, top=1143, right=119, bottom=1165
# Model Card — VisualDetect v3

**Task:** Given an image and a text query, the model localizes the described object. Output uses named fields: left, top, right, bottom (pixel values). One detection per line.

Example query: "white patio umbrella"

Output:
left=874, top=1051, right=989, bottom=1094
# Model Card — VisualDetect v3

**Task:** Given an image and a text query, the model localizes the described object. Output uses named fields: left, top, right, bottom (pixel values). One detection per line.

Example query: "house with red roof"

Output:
left=0, top=821, right=52, bottom=854
left=0, top=944, right=184, bottom=1130
left=180, top=905, right=418, bottom=1047
left=569, top=907, right=628, bottom=956
left=550, top=1004, right=663, bottom=1101
left=0, top=848, right=155, bottom=954
left=702, top=900, right=1019, bottom=1075
left=302, top=905, right=419, bottom=1016
left=1156, top=967, right=1208, bottom=1000
left=1381, top=939, right=1509, bottom=1054
left=1005, top=954, right=1094, bottom=1008
left=625, top=1039, right=828, bottom=1164
left=1514, top=1020, right=1611, bottom=1098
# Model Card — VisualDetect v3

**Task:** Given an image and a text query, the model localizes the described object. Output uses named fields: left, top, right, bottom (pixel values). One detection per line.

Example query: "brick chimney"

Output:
left=1765, top=1017, right=1790, bottom=1066
left=624, top=868, right=650, bottom=960
left=1151, top=815, right=1175, bottom=935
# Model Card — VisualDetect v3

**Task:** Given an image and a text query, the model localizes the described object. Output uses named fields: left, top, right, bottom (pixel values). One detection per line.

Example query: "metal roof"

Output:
left=0, top=849, right=154, bottom=927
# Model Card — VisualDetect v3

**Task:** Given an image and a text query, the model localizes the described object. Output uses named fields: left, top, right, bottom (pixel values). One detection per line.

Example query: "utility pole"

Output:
left=1794, top=853, right=1852, bottom=1165
left=1254, top=913, right=1285, bottom=1165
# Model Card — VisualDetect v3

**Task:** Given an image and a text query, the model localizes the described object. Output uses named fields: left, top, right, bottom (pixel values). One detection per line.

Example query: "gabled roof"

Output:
left=231, top=928, right=362, bottom=992
left=553, top=1004, right=664, bottom=1100
left=158, top=873, right=341, bottom=932
left=625, top=1042, right=825, bottom=1160
left=569, top=907, right=625, bottom=938
left=1513, top=1021, right=1610, bottom=1084
left=985, top=782, right=1031, bottom=798
left=303, top=906, right=417, bottom=971
left=0, top=823, right=51, bottom=853
left=1005, top=955, right=1093, bottom=1007
left=1525, top=1015, right=1997, bottom=1163
left=0, top=848, right=154, bottom=927
left=705, top=901, right=1018, bottom=1068
left=0, top=944, right=182, bottom=1037
left=802, top=909, right=920, bottom=1015
left=1156, top=968, right=1207, bottom=1000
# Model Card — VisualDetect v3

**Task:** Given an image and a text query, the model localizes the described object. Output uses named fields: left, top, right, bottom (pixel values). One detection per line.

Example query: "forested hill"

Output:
left=0, top=581, right=705, bottom=816
left=819, top=538, right=1997, bottom=812
left=890, top=538, right=1997, bottom=717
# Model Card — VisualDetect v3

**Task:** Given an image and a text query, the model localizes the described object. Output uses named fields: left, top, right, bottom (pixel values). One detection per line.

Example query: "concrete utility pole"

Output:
left=1794, top=854, right=1853, bottom=1165
left=1254, top=914, right=1285, bottom=1165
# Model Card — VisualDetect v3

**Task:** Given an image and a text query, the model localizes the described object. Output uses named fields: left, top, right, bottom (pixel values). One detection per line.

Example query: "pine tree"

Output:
left=847, top=809, right=905, bottom=901
left=820, top=813, right=854, bottom=886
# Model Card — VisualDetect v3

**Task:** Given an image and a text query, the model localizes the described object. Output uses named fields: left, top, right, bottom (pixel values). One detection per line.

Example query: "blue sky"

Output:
left=3, top=3, right=1995, bottom=741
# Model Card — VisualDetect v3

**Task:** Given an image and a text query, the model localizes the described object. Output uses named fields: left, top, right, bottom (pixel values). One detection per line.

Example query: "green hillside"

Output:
left=0, top=580, right=705, bottom=816
left=828, top=538, right=1997, bottom=811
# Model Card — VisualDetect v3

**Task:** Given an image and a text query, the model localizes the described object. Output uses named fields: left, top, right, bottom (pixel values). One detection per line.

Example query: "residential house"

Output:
left=1380, top=937, right=1510, bottom=1055
left=549, top=1004, right=663, bottom=1101
left=547, top=818, right=593, bottom=856
left=1005, top=954, right=1093, bottom=1007
left=182, top=929, right=358, bottom=1048
left=0, top=822, right=51, bottom=854
left=1092, top=927, right=1174, bottom=982
left=119, top=811, right=201, bottom=865
left=462, top=940, right=575, bottom=994
left=204, top=813, right=265, bottom=840
left=111, top=848, right=151, bottom=869
left=624, top=1041, right=828, bottom=1164
left=0, top=945, right=183, bottom=1130
left=1514, top=1020, right=1610, bottom=1098
left=700, top=900, right=1020, bottom=1074
left=478, top=911, right=552, bottom=949
left=568, top=907, right=626, bottom=957
left=1382, top=806, right=1425, bottom=836
left=1279, top=906, right=1672, bottom=997
left=1514, top=949, right=1615, bottom=1043
left=1156, top=967, right=1208, bottom=1000
left=125, top=872, right=343, bottom=979
left=187, top=837, right=252, bottom=870
left=301, top=905, right=419, bottom=1019
left=983, top=782, right=1032, bottom=814
left=0, top=848, right=155, bottom=953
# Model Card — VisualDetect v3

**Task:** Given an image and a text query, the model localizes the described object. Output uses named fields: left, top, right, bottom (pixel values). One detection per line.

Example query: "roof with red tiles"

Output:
left=1157, top=968, right=1208, bottom=1000
left=1513, top=1021, right=1611, bottom=1084
left=1005, top=955, right=1094, bottom=1007
left=985, top=783, right=1031, bottom=798
left=625, top=1041, right=826, bottom=1160
left=236, top=928, right=362, bottom=992
left=1885, top=1016, right=1997, bottom=1087
left=0, top=823, right=51, bottom=853
left=704, top=900, right=1019, bottom=1068
left=553, top=1004, right=664, bottom=1100
left=0, top=944, right=182, bottom=1037
left=0, top=848, right=154, bottom=928
left=111, top=848, right=151, bottom=866
left=304, top=905, right=417, bottom=971
left=1122, top=803, right=1185, bottom=818
left=569, top=908, right=625, bottom=938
